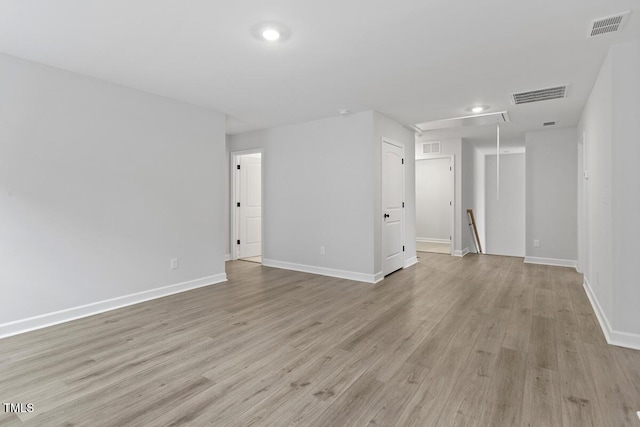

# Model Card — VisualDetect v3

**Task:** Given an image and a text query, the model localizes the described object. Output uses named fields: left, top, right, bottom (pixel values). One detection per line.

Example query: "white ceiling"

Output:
left=0, top=1, right=638, bottom=141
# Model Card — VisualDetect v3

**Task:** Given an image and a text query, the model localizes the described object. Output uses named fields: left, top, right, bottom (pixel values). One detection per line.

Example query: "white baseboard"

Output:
left=404, top=256, right=418, bottom=268
left=583, top=277, right=640, bottom=351
left=0, top=273, right=227, bottom=340
left=225, top=253, right=232, bottom=261
left=373, top=272, right=384, bottom=284
left=524, top=256, right=577, bottom=269
left=262, top=259, right=378, bottom=284
left=453, top=247, right=469, bottom=257
left=416, top=238, right=450, bottom=244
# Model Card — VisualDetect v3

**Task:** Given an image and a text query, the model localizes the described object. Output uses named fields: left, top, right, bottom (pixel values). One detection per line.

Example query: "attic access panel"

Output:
left=415, top=111, right=509, bottom=132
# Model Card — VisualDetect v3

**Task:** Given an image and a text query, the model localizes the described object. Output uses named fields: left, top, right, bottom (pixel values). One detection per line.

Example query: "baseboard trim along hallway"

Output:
left=524, top=256, right=577, bottom=269
left=0, top=273, right=227, bottom=339
left=262, top=258, right=381, bottom=284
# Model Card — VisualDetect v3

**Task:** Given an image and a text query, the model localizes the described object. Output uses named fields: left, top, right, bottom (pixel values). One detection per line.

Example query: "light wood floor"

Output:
left=2, top=254, right=640, bottom=426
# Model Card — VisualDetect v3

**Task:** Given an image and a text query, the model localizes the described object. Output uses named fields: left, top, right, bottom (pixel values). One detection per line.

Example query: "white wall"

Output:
left=580, top=52, right=613, bottom=328
left=224, top=136, right=231, bottom=260
left=0, top=54, right=227, bottom=335
left=416, top=138, right=467, bottom=255
left=415, top=158, right=451, bottom=241
left=228, top=112, right=375, bottom=278
left=524, top=128, right=577, bottom=265
left=579, top=39, right=640, bottom=348
left=610, top=40, right=640, bottom=339
left=485, top=154, right=525, bottom=257
left=229, top=112, right=374, bottom=275
left=576, top=140, right=585, bottom=273
left=227, top=111, right=415, bottom=282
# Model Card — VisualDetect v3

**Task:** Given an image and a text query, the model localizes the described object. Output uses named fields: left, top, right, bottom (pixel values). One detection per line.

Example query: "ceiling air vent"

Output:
left=511, top=86, right=567, bottom=105
left=543, top=121, right=556, bottom=126
left=588, top=11, right=630, bottom=37
left=422, top=142, right=441, bottom=154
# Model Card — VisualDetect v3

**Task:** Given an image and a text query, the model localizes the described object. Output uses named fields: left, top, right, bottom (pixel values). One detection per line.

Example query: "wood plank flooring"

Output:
left=1, top=254, right=640, bottom=426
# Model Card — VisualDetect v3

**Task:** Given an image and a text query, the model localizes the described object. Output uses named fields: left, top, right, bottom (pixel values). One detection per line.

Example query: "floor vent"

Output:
left=588, top=11, right=630, bottom=37
left=511, top=86, right=567, bottom=105
left=422, top=142, right=441, bottom=154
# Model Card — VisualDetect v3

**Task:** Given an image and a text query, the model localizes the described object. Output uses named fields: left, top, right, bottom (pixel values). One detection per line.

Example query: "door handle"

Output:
left=384, top=213, right=390, bottom=219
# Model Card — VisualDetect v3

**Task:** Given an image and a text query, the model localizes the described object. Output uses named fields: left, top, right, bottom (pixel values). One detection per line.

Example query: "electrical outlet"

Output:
left=533, top=240, right=540, bottom=248
left=320, top=246, right=325, bottom=255
left=170, top=258, right=179, bottom=269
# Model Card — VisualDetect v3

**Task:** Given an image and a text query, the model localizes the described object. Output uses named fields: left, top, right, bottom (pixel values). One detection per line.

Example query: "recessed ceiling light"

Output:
left=252, top=22, right=291, bottom=43
left=262, top=28, right=280, bottom=41
left=467, top=105, right=489, bottom=114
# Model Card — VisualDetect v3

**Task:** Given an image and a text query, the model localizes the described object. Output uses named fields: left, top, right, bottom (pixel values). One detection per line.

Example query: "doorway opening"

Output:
left=231, top=150, right=263, bottom=264
left=415, top=155, right=454, bottom=256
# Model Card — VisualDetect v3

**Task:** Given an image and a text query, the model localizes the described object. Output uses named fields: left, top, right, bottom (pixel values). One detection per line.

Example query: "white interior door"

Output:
left=238, top=155, right=262, bottom=259
left=382, top=140, right=405, bottom=276
left=415, top=158, right=453, bottom=246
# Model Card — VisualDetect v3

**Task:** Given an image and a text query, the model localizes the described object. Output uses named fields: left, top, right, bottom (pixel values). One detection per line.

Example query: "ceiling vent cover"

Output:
left=588, top=11, right=630, bottom=37
left=422, top=142, right=441, bottom=154
left=511, top=86, right=567, bottom=105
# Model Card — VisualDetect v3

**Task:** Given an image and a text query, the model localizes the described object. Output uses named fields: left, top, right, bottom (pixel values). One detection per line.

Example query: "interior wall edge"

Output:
left=404, top=257, right=418, bottom=268
left=583, top=277, right=640, bottom=351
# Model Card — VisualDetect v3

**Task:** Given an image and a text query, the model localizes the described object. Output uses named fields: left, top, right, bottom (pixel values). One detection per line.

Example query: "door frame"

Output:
left=230, top=149, right=264, bottom=261
left=414, top=153, right=455, bottom=256
left=577, top=132, right=587, bottom=274
left=381, top=138, right=406, bottom=276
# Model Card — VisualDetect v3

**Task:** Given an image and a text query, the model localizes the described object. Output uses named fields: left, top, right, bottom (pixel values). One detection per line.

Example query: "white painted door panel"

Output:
left=415, top=158, right=452, bottom=242
left=382, top=141, right=405, bottom=276
left=239, top=155, right=262, bottom=258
